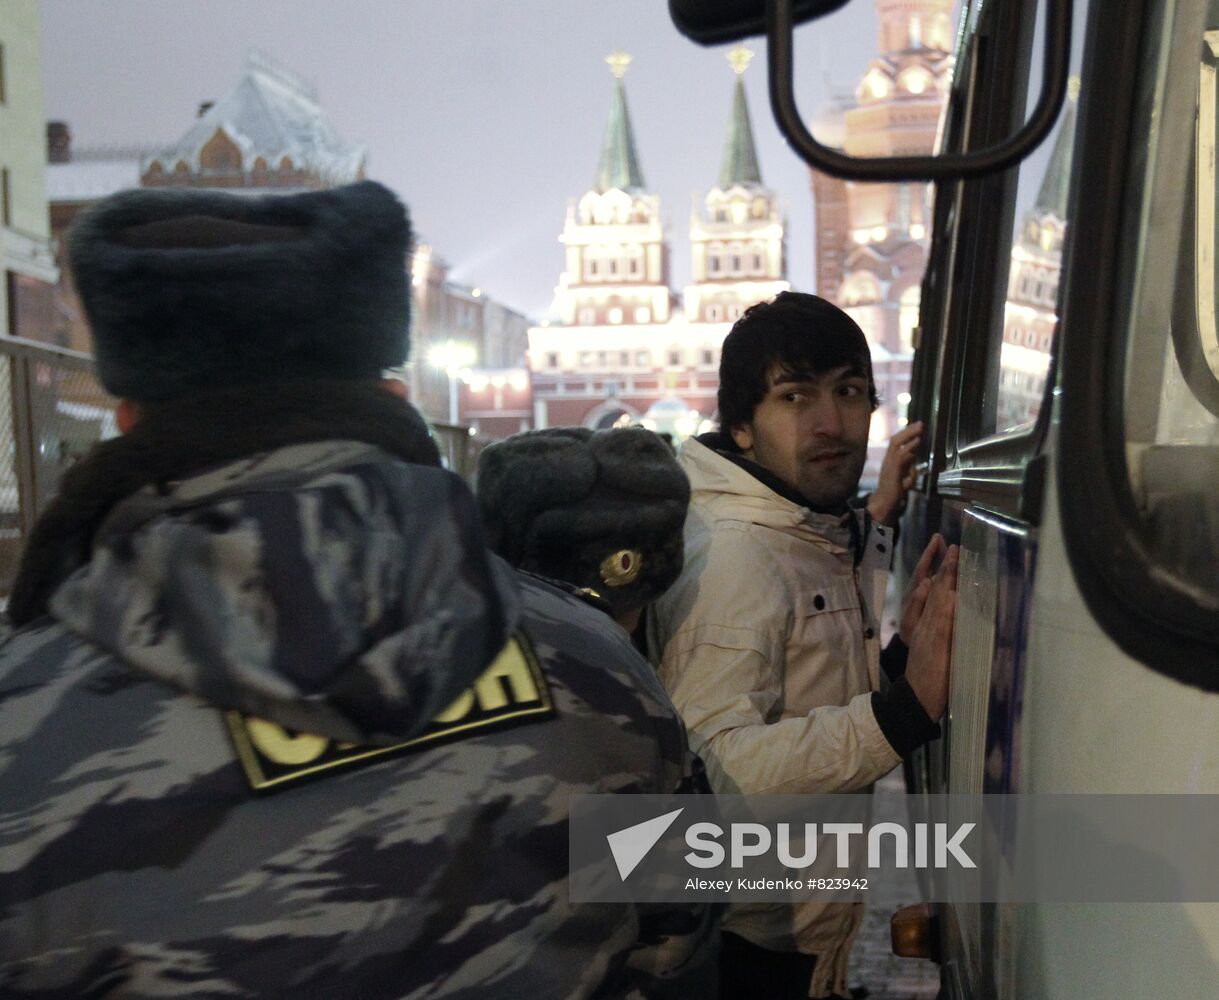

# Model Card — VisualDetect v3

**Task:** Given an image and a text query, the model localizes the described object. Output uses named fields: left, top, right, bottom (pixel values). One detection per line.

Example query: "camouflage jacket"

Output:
left=0, top=440, right=711, bottom=999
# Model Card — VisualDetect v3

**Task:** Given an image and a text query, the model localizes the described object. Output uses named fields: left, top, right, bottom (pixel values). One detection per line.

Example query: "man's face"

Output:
left=730, top=363, right=872, bottom=509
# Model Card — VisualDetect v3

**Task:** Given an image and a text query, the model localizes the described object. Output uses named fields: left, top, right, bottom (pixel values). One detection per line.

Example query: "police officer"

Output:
left=477, top=426, right=717, bottom=996
left=476, top=425, right=691, bottom=637
left=0, top=182, right=706, bottom=998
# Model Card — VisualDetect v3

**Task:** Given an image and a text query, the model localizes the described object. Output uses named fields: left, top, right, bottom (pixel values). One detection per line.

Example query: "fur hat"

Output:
left=67, top=180, right=410, bottom=401
left=477, top=427, right=690, bottom=619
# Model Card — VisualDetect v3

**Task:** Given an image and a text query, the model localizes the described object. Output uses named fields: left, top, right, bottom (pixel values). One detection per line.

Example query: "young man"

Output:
left=0, top=182, right=706, bottom=998
left=649, top=291, right=959, bottom=1000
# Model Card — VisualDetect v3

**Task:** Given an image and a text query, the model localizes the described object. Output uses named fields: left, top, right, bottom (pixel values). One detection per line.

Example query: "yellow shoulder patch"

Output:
left=225, top=631, right=554, bottom=792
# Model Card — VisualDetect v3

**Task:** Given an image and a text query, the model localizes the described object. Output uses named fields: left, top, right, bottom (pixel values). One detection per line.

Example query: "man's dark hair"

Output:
left=716, top=291, right=879, bottom=435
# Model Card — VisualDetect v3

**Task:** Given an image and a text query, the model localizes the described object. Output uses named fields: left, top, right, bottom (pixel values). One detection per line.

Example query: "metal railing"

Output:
left=0, top=336, right=115, bottom=597
left=0, top=338, right=492, bottom=598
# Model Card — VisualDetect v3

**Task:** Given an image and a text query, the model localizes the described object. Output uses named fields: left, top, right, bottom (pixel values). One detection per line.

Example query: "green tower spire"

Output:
left=594, top=51, right=646, bottom=193
left=1034, top=77, right=1080, bottom=219
left=719, top=46, right=763, bottom=188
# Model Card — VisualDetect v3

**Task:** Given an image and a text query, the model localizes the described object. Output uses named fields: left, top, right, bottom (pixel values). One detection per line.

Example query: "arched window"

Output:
left=749, top=242, right=766, bottom=275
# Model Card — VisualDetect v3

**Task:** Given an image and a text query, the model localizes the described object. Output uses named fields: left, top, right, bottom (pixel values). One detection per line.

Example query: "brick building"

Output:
left=810, top=0, right=954, bottom=478
left=42, top=50, right=528, bottom=431
left=141, top=49, right=366, bottom=191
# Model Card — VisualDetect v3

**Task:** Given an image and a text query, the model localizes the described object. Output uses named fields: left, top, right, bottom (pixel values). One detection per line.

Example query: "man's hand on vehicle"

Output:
left=899, top=532, right=945, bottom=643
left=867, top=421, right=923, bottom=527
left=904, top=543, right=959, bottom=721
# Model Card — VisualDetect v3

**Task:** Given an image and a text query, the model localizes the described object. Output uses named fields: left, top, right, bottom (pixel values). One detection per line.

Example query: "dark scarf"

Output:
left=8, top=380, right=441, bottom=629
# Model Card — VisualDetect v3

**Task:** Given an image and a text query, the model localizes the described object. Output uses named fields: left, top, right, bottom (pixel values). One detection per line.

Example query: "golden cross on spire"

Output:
left=727, top=45, right=754, bottom=76
left=606, top=50, right=632, bottom=79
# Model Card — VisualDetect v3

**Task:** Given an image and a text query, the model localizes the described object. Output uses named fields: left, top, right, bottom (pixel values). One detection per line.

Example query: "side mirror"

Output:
left=669, top=0, right=849, bottom=44
left=671, top=0, right=1074, bottom=182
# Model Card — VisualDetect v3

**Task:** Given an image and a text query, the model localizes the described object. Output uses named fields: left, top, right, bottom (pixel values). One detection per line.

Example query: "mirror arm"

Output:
left=766, top=0, right=1073, bottom=181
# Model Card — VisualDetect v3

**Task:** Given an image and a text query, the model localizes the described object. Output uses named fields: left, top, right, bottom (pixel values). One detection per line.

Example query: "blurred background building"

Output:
left=998, top=81, right=1077, bottom=429
left=38, top=49, right=530, bottom=439
left=809, top=0, right=954, bottom=479
left=525, top=48, right=788, bottom=441
left=1, top=0, right=57, bottom=344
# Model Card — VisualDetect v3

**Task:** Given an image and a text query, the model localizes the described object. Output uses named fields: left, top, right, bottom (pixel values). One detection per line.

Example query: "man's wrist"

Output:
left=866, top=493, right=903, bottom=527
left=880, top=635, right=909, bottom=681
left=871, top=676, right=940, bottom=757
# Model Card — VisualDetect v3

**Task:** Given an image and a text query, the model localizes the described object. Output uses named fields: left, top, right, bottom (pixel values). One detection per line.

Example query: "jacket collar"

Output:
left=681, top=434, right=858, bottom=554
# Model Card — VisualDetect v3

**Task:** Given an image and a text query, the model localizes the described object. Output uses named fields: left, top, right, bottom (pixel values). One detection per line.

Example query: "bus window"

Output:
left=991, top=84, right=1075, bottom=435
left=980, top=7, right=1087, bottom=440
left=1124, top=11, right=1219, bottom=601
left=1059, top=0, right=1219, bottom=687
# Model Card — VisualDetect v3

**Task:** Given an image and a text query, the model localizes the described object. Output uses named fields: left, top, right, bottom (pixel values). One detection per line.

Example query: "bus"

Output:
left=673, top=0, right=1219, bottom=996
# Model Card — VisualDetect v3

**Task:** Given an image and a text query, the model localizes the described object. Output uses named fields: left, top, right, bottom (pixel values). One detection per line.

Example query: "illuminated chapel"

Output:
left=527, top=49, right=789, bottom=435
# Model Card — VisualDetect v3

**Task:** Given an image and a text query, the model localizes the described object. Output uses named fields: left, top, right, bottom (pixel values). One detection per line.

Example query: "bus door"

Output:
left=905, top=0, right=1090, bottom=995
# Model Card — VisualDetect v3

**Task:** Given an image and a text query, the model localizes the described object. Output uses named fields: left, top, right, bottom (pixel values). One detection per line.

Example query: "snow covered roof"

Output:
left=144, top=49, right=366, bottom=184
left=46, top=157, right=143, bottom=203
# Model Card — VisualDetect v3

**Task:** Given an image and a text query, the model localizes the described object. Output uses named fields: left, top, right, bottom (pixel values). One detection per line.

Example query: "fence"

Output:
left=0, top=336, right=116, bottom=597
left=0, top=338, right=491, bottom=599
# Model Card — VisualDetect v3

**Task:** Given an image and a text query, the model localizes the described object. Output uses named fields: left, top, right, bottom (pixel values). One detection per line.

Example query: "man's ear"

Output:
left=115, top=399, right=141, bottom=434
left=380, top=377, right=408, bottom=401
left=729, top=422, right=753, bottom=452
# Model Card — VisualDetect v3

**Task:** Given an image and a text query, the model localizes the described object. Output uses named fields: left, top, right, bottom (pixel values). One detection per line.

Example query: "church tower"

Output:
left=829, top=0, right=952, bottom=356
left=685, top=47, right=789, bottom=325
left=999, top=79, right=1079, bottom=427
left=551, top=52, right=674, bottom=328
left=809, top=0, right=953, bottom=478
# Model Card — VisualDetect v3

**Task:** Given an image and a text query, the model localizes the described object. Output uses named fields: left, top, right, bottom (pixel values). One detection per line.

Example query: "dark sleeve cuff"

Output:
left=880, top=635, right=909, bottom=681
left=871, top=676, right=940, bottom=757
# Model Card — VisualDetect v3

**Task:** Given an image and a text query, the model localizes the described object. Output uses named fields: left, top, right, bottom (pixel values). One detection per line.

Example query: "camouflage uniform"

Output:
left=0, top=440, right=711, bottom=998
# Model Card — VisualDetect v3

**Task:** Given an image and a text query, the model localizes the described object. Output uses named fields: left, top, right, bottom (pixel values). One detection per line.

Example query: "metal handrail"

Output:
left=0, top=334, right=95, bottom=368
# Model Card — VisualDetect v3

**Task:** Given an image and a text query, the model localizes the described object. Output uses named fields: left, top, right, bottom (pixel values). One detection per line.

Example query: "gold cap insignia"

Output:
left=600, top=549, right=644, bottom=587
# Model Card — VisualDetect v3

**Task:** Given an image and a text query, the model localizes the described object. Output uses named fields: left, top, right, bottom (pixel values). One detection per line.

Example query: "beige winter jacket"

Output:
left=649, top=436, right=902, bottom=998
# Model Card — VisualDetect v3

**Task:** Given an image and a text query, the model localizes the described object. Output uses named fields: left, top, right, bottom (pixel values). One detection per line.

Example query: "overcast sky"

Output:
left=39, top=0, right=884, bottom=319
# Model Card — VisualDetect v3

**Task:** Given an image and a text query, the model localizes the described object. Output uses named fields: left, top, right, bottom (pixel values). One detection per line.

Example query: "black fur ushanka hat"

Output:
left=476, top=427, right=691, bottom=620
left=67, top=180, right=410, bottom=401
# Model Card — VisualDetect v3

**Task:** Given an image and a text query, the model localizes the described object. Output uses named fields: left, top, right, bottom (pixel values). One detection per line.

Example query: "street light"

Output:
left=427, top=340, right=477, bottom=424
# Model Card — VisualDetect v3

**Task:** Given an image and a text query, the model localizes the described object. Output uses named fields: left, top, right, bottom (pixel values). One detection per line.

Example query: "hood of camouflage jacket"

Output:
left=44, top=439, right=520, bottom=745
